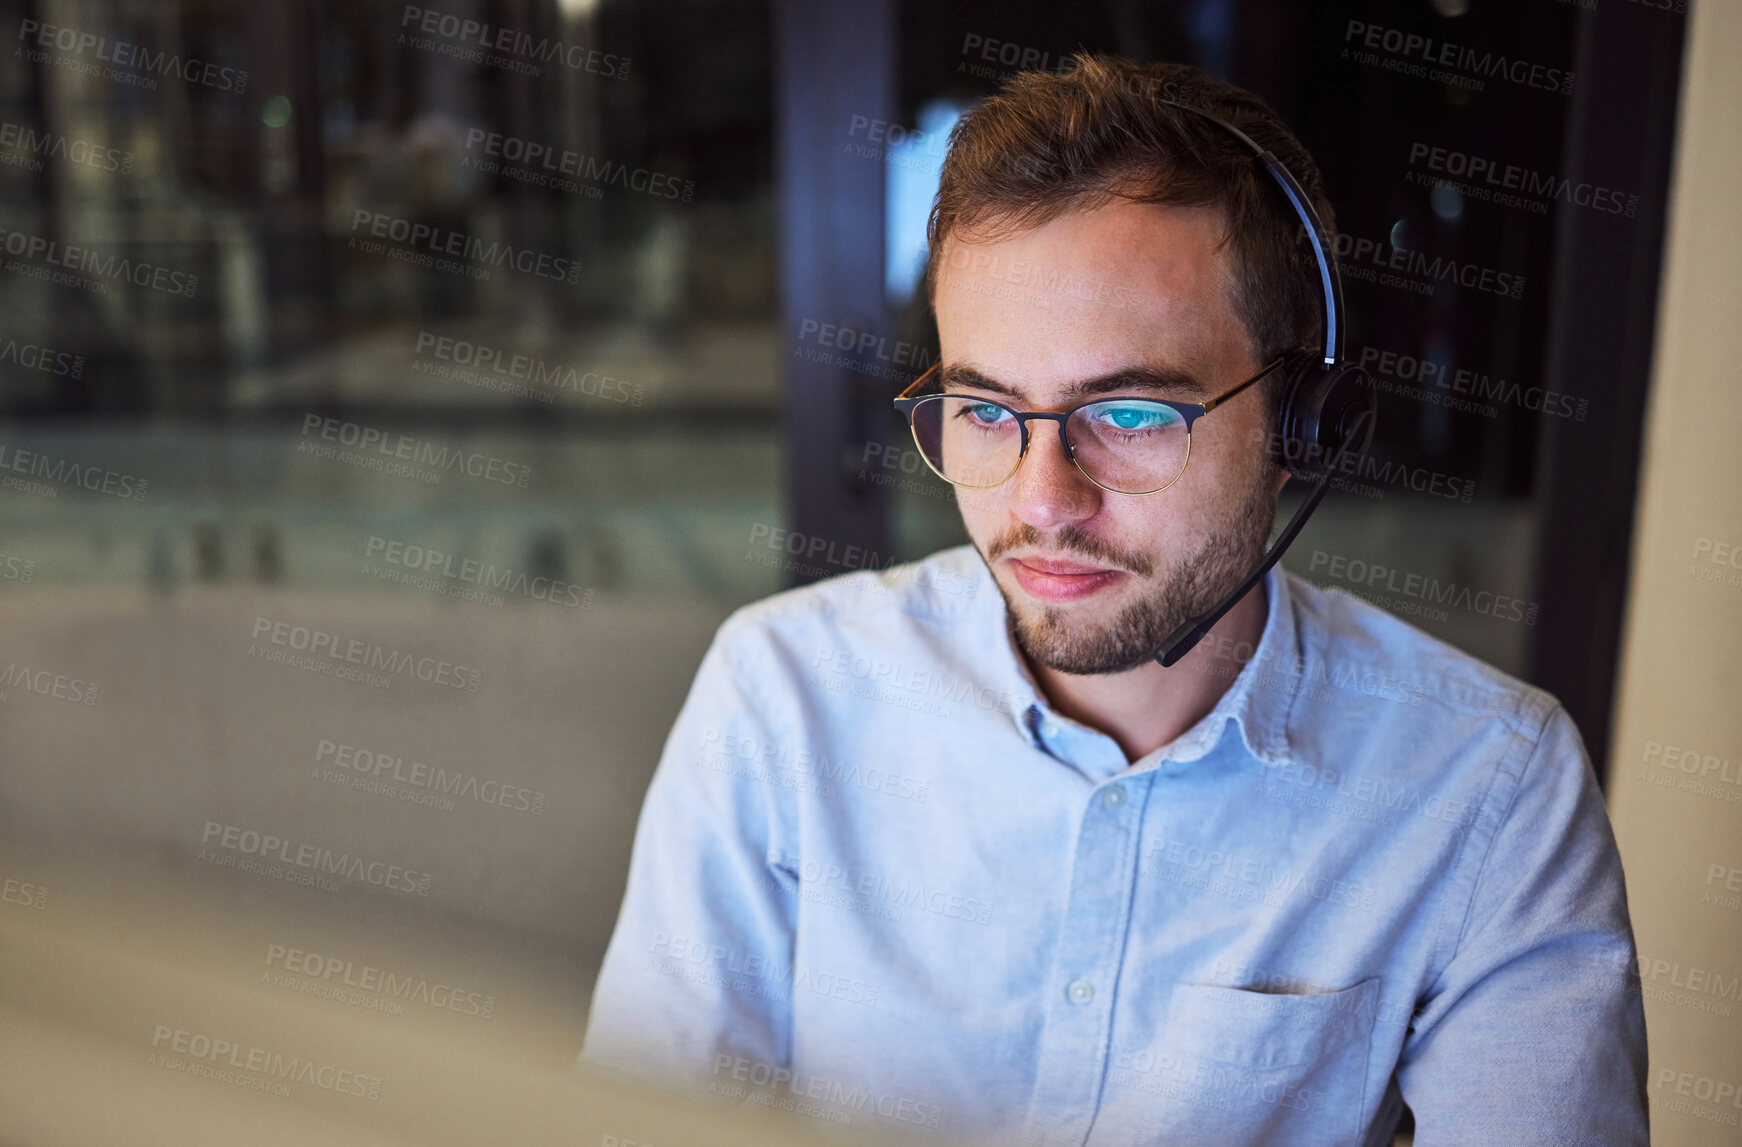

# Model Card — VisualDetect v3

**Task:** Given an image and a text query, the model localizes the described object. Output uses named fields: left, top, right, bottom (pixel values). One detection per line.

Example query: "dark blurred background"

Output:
left=0, top=1, right=1722, bottom=1145
left=0, top=0, right=1683, bottom=761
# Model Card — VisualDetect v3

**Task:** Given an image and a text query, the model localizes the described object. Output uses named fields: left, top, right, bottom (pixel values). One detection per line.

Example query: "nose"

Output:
left=1004, top=420, right=1102, bottom=530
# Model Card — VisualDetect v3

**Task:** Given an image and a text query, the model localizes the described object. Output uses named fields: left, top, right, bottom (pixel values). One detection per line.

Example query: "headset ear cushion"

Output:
left=1273, top=355, right=1377, bottom=475
left=1317, top=363, right=1378, bottom=467
left=1272, top=350, right=1324, bottom=472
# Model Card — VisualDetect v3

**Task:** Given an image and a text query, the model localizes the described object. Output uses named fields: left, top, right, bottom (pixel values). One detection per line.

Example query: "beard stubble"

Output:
left=976, top=465, right=1279, bottom=675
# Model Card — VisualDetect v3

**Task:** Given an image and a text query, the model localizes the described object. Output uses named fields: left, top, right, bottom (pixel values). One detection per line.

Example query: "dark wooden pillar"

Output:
left=773, top=0, right=896, bottom=584
left=1529, top=4, right=1688, bottom=781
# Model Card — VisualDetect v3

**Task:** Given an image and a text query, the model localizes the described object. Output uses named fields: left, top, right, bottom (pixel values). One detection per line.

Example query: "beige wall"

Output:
left=1607, top=1, right=1742, bottom=1143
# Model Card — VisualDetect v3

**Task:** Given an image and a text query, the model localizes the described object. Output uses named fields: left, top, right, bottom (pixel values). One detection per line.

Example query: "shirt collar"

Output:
left=969, top=556, right=1299, bottom=773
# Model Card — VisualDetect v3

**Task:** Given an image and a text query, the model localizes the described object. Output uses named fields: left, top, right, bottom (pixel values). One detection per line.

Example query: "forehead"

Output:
left=932, top=200, right=1246, bottom=400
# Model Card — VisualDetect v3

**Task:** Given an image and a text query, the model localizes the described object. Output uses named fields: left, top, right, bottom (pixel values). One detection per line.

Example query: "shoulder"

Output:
left=1284, top=569, right=1560, bottom=741
left=1279, top=573, right=1604, bottom=934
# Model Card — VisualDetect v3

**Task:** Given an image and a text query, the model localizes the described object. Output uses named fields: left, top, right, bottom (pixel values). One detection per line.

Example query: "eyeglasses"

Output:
left=892, top=355, right=1287, bottom=496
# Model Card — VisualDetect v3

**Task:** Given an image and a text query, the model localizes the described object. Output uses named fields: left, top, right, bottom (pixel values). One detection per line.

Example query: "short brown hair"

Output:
left=925, top=55, right=1336, bottom=384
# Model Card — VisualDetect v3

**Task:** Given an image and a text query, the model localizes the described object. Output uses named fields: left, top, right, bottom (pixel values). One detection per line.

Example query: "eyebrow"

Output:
left=939, top=363, right=1212, bottom=404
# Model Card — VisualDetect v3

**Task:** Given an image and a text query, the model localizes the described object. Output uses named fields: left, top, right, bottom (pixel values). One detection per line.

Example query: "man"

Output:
left=579, top=56, right=1647, bottom=1147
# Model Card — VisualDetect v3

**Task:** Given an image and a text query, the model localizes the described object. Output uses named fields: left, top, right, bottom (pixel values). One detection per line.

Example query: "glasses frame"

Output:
left=892, top=354, right=1289, bottom=496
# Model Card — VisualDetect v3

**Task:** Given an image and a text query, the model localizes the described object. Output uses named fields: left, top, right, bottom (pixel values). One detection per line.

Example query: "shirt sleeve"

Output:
left=576, top=615, right=798, bottom=1103
left=1397, top=703, right=1649, bottom=1146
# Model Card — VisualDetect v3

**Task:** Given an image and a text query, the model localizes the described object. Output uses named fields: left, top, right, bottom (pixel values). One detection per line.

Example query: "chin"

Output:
left=1014, top=621, right=1160, bottom=676
left=1002, top=585, right=1172, bottom=677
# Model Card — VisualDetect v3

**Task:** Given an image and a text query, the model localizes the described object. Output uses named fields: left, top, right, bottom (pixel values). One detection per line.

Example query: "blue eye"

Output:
left=964, top=402, right=1011, bottom=426
left=1087, top=402, right=1182, bottom=432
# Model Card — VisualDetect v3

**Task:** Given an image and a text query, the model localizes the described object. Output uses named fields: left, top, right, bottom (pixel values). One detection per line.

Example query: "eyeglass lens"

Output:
left=907, top=395, right=1190, bottom=495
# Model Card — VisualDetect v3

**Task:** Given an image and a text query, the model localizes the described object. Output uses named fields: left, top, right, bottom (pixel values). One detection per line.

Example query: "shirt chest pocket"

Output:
left=1112, top=977, right=1381, bottom=1147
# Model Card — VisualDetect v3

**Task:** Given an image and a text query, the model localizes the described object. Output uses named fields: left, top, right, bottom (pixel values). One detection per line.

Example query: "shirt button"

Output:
left=1067, top=979, right=1094, bottom=1005
left=1102, top=784, right=1127, bottom=808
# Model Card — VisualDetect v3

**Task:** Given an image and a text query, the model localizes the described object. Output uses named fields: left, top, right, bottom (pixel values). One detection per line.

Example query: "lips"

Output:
left=1008, top=556, right=1125, bottom=602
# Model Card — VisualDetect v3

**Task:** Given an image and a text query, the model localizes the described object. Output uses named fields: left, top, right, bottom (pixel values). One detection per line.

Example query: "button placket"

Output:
left=1018, top=772, right=1154, bottom=1147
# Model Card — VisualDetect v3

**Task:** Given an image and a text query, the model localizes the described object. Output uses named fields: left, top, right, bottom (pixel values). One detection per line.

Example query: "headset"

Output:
left=1145, top=97, right=1378, bottom=667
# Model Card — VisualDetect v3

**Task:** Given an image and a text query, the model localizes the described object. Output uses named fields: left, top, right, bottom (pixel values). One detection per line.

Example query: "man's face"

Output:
left=933, top=200, right=1283, bottom=675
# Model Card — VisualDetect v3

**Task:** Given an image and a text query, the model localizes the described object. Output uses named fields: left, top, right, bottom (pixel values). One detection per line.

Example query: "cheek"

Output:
left=1193, top=402, right=1273, bottom=473
left=953, top=489, right=1002, bottom=539
left=1181, top=420, right=1267, bottom=496
left=1122, top=505, right=1195, bottom=554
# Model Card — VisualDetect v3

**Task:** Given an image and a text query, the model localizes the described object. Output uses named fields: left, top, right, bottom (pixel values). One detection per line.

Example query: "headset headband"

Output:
left=1153, top=97, right=1344, bottom=368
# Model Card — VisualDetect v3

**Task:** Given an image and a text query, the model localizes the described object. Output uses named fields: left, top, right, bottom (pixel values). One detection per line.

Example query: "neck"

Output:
left=1026, top=578, right=1270, bottom=764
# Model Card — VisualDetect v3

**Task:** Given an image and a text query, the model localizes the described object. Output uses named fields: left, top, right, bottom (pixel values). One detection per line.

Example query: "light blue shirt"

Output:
left=579, top=544, right=1647, bottom=1146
